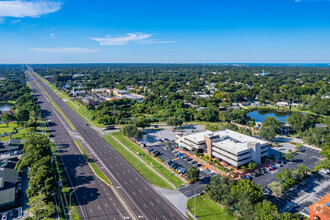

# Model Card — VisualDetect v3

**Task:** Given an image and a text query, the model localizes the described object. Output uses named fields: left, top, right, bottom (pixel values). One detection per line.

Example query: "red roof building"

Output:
left=309, top=193, right=330, bottom=220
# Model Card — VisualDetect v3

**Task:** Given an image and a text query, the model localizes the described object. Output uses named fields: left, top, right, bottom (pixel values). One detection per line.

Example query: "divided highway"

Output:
left=28, top=73, right=131, bottom=219
left=28, top=67, right=186, bottom=220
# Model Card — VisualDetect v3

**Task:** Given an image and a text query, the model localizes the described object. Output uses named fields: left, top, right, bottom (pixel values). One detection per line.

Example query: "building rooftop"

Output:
left=309, top=193, right=330, bottom=219
left=0, top=160, right=18, bottom=208
left=182, top=129, right=267, bottom=153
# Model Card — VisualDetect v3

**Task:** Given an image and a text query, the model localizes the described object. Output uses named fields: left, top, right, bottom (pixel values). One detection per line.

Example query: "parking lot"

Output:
left=270, top=173, right=330, bottom=215
left=139, top=124, right=205, bottom=146
left=254, top=145, right=322, bottom=187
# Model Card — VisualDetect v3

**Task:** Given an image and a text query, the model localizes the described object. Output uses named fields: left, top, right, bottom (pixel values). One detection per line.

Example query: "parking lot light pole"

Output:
left=69, top=187, right=79, bottom=220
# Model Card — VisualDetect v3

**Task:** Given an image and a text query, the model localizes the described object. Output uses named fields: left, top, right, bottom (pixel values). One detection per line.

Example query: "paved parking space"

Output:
left=269, top=174, right=330, bottom=215
left=139, top=124, right=205, bottom=146
left=254, top=145, right=322, bottom=187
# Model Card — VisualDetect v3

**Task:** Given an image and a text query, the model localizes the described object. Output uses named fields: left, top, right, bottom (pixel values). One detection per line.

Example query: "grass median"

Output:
left=104, top=133, right=184, bottom=189
left=49, top=101, right=76, bottom=130
left=187, top=193, right=235, bottom=220
left=74, top=140, right=111, bottom=185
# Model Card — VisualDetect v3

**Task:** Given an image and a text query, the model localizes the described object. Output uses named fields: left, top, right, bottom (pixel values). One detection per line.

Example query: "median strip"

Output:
left=74, top=140, right=111, bottom=185
left=104, top=133, right=184, bottom=189
left=49, top=101, right=76, bottom=130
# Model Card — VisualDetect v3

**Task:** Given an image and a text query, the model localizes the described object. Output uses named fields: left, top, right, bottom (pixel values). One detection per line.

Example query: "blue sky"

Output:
left=0, top=0, right=330, bottom=63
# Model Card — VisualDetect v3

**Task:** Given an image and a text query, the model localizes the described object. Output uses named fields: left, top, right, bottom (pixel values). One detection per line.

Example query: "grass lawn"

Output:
left=187, top=194, right=235, bottom=220
left=0, top=100, right=16, bottom=104
left=103, top=134, right=175, bottom=189
left=111, top=132, right=185, bottom=188
left=74, top=140, right=111, bottom=185
left=0, top=122, right=29, bottom=141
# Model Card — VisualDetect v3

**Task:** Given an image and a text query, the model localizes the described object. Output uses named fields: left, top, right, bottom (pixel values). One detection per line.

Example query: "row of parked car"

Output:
left=0, top=209, right=19, bottom=220
left=147, top=148, right=160, bottom=156
left=242, top=159, right=289, bottom=180
left=166, top=160, right=186, bottom=174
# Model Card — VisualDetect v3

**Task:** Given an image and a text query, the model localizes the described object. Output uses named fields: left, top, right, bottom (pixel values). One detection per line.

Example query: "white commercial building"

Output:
left=175, top=129, right=269, bottom=167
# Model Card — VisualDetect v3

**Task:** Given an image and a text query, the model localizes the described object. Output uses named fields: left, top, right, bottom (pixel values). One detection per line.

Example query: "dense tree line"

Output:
left=15, top=135, right=56, bottom=219
left=206, top=175, right=300, bottom=220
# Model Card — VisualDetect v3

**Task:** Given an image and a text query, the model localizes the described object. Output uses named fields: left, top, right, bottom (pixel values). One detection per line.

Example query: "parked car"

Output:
left=187, top=158, right=193, bottom=162
left=261, top=168, right=268, bottom=174
left=192, top=161, right=197, bottom=165
left=1, top=213, right=7, bottom=220
left=12, top=209, right=18, bottom=218
left=18, top=176, right=22, bottom=182
left=319, top=168, right=330, bottom=175
left=172, top=150, right=178, bottom=153
left=164, top=138, right=170, bottom=141
left=268, top=165, right=275, bottom=171
left=250, top=171, right=260, bottom=177
left=242, top=175, right=252, bottom=180
left=158, top=139, right=164, bottom=142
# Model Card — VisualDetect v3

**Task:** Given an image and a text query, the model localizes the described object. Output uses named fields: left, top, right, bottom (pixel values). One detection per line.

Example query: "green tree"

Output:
left=166, top=117, right=183, bottom=128
left=285, top=152, right=294, bottom=161
left=134, top=117, right=150, bottom=130
left=28, top=194, right=55, bottom=219
left=255, top=200, right=278, bottom=220
left=268, top=181, right=284, bottom=196
left=1, top=113, right=14, bottom=127
left=16, top=109, right=30, bottom=124
left=262, top=116, right=282, bottom=132
left=186, top=165, right=200, bottom=182
left=120, top=124, right=141, bottom=139
left=258, top=126, right=276, bottom=140
left=248, top=161, right=257, bottom=170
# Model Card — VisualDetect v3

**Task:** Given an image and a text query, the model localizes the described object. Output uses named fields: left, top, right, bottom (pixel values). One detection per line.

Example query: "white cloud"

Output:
left=139, top=39, right=177, bottom=44
left=30, top=47, right=99, bottom=53
left=0, top=1, right=61, bottom=19
left=90, top=33, right=153, bottom=46
left=50, top=32, right=55, bottom=38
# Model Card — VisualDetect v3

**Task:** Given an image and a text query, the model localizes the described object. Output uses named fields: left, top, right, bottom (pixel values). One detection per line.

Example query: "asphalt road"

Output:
left=28, top=73, right=130, bottom=219
left=28, top=68, right=186, bottom=220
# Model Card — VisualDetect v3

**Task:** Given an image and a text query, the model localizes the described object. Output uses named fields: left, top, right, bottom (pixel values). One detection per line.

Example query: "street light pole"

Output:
left=69, top=187, right=79, bottom=220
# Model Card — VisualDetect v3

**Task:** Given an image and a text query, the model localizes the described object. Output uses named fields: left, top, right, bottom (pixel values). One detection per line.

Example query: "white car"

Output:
left=319, top=168, right=330, bottom=175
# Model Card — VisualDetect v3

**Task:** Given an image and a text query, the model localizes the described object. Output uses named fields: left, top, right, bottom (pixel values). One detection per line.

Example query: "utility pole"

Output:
left=194, top=188, right=197, bottom=218
left=69, top=187, right=79, bottom=220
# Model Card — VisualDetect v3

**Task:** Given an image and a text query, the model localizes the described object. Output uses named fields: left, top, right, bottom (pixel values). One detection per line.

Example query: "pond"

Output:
left=247, top=109, right=291, bottom=123
left=0, top=103, right=12, bottom=112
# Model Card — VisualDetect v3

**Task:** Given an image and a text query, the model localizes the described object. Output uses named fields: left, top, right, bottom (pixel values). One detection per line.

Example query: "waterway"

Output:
left=0, top=103, right=12, bottom=111
left=247, top=109, right=291, bottom=123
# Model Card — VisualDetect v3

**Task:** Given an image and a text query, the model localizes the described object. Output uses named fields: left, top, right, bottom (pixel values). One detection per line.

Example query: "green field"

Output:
left=0, top=122, right=29, bottom=141
left=103, top=134, right=177, bottom=189
left=187, top=194, right=235, bottom=220
left=74, top=140, right=111, bottom=185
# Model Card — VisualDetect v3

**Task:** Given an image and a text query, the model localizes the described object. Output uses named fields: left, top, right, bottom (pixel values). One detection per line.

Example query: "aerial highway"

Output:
left=28, top=73, right=133, bottom=220
left=28, top=67, right=186, bottom=220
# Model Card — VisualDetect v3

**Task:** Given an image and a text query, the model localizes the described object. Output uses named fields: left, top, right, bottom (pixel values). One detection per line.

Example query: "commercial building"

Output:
left=175, top=129, right=269, bottom=167
left=309, top=193, right=330, bottom=220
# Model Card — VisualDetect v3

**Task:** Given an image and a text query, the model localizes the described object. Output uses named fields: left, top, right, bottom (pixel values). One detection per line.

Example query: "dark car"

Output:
left=12, top=209, right=18, bottom=218
left=187, top=158, right=193, bottom=162
left=164, top=138, right=170, bottom=141
left=158, top=139, right=164, bottom=142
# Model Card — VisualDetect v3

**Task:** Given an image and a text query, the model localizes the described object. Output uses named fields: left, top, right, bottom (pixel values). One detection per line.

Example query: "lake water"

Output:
left=247, top=109, right=290, bottom=123
left=0, top=103, right=12, bottom=111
